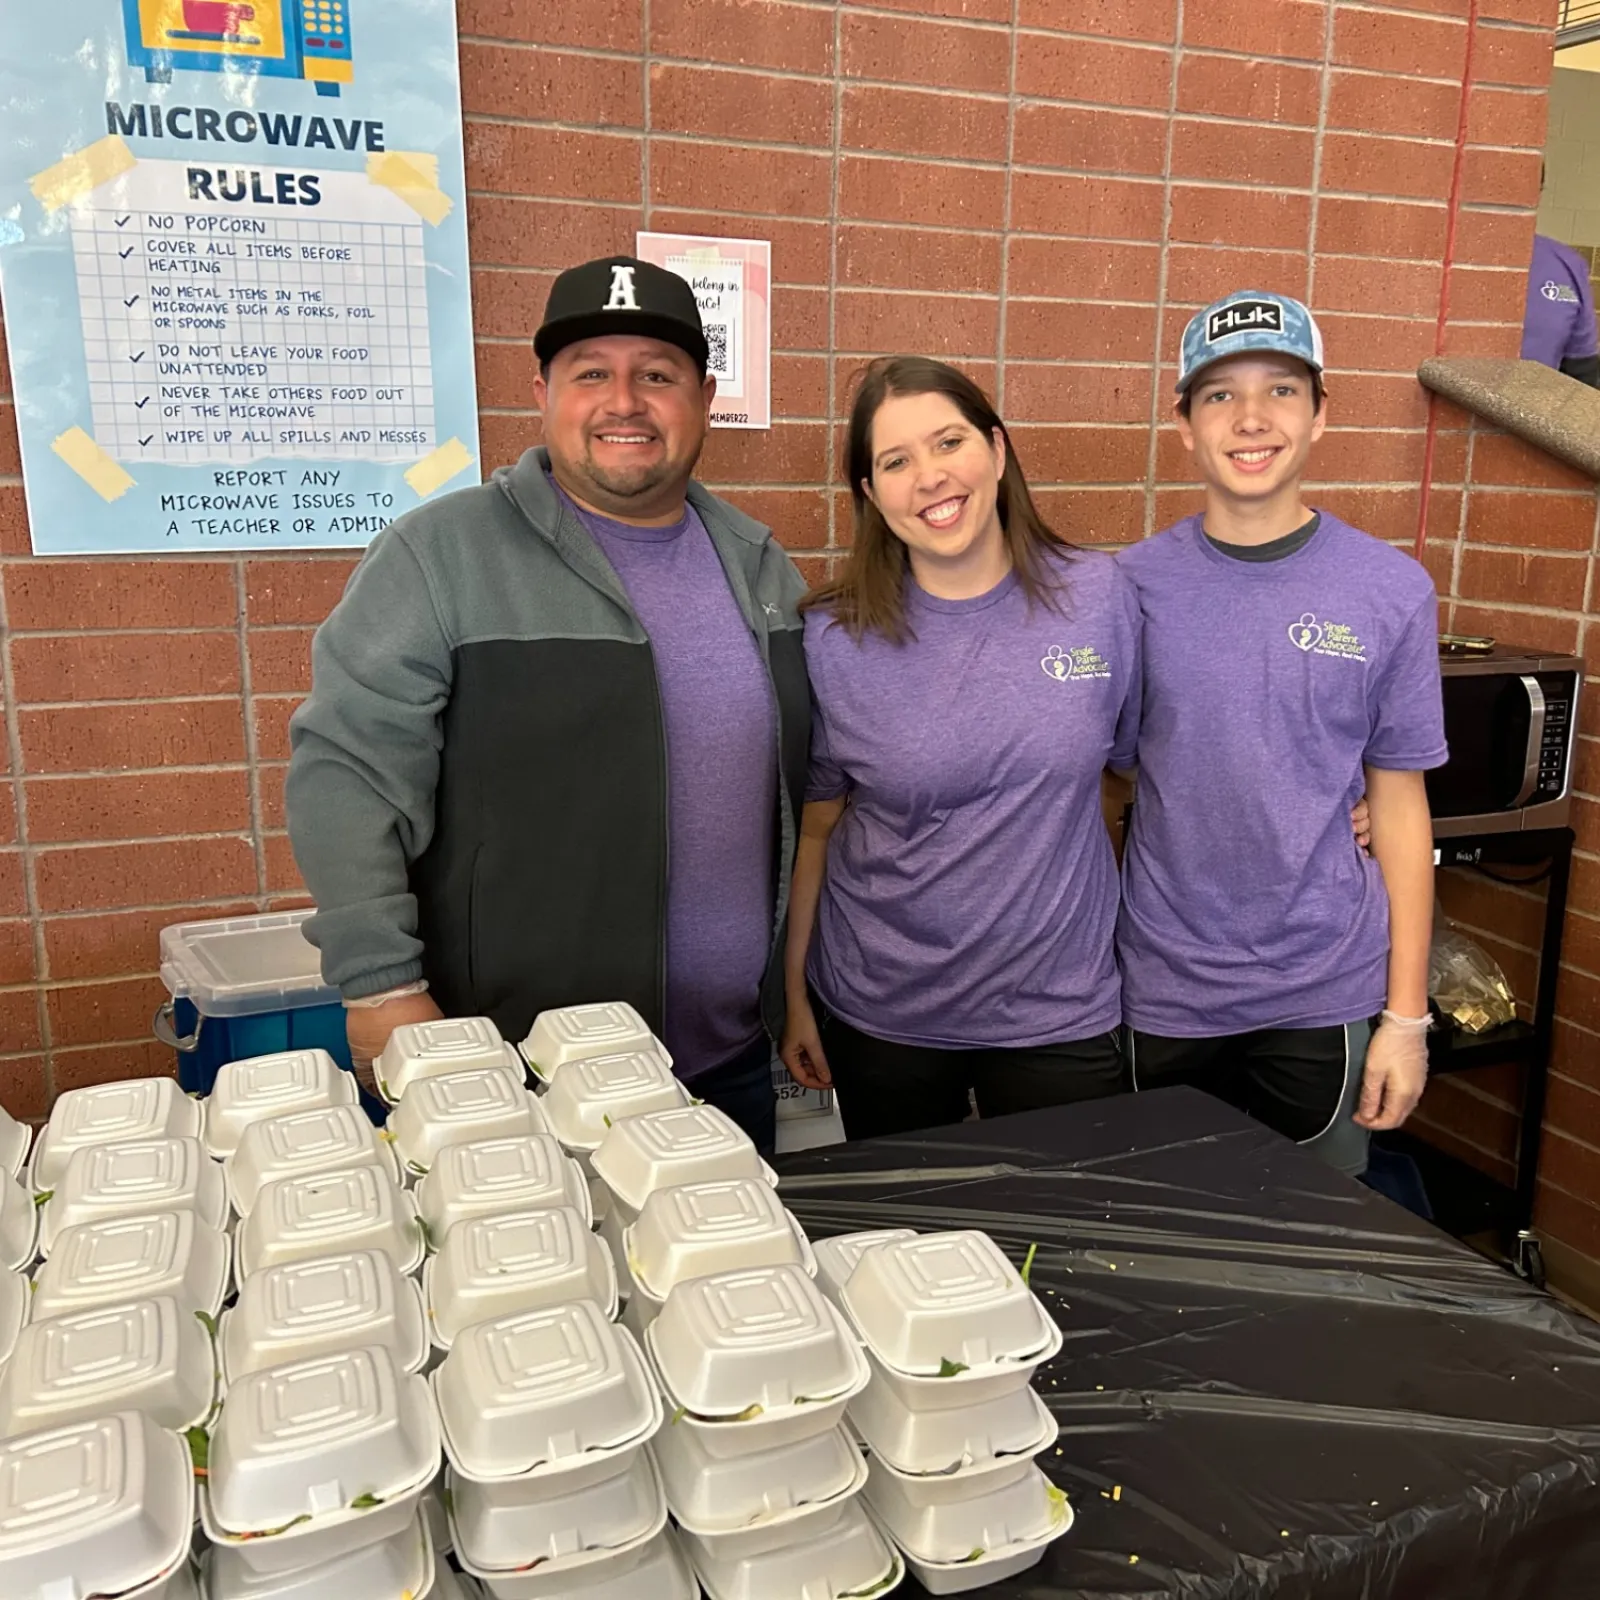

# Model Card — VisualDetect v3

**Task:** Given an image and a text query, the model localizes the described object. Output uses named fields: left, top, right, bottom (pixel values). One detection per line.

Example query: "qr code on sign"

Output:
left=704, top=321, right=732, bottom=379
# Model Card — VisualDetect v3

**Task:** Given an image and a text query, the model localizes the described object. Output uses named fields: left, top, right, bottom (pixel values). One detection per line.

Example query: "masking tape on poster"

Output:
left=52, top=428, right=135, bottom=502
left=367, top=152, right=453, bottom=226
left=31, top=137, right=136, bottom=213
left=405, top=438, right=474, bottom=499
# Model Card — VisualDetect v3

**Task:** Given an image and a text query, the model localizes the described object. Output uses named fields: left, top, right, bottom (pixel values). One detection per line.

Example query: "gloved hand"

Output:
left=1354, top=1010, right=1430, bottom=1130
left=344, top=987, right=444, bottom=1097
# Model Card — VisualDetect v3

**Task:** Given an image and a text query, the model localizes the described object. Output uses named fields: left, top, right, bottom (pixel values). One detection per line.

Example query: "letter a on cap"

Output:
left=605, top=265, right=639, bottom=311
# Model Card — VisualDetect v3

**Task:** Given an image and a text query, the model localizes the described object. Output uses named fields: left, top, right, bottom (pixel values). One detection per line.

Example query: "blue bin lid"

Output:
left=159, top=909, right=341, bottom=1017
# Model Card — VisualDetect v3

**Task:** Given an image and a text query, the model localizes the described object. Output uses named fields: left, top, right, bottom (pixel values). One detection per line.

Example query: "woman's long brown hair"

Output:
left=801, top=356, right=1075, bottom=643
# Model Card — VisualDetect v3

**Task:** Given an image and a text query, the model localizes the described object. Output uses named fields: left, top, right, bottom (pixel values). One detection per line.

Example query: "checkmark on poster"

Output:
left=138, top=434, right=153, bottom=447
left=129, top=351, right=144, bottom=364
left=123, top=295, right=139, bottom=308
left=115, top=215, right=131, bottom=227
left=135, top=396, right=150, bottom=409
left=119, top=246, right=134, bottom=259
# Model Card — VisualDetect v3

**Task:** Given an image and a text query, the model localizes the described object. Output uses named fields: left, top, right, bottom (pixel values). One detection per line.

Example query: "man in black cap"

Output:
left=286, top=257, right=809, bottom=1148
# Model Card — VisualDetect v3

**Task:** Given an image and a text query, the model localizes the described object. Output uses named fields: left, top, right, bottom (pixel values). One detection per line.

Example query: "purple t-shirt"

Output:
left=1522, top=234, right=1599, bottom=369
left=805, top=551, right=1140, bottom=1048
left=1116, top=512, right=1447, bottom=1037
left=562, top=488, right=776, bottom=1077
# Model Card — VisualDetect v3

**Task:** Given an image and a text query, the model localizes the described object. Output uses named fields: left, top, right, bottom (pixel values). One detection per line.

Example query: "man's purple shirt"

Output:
left=1522, top=234, right=1599, bottom=369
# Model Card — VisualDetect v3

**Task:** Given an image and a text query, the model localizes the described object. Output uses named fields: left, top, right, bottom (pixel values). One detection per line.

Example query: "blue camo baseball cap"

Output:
left=1177, top=290, right=1325, bottom=394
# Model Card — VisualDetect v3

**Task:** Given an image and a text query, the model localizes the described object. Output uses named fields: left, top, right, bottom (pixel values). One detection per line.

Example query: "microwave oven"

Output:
left=1426, top=647, right=1580, bottom=837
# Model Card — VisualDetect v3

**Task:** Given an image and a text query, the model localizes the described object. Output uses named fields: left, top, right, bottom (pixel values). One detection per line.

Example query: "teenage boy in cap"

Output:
left=287, top=256, right=809, bottom=1150
left=1115, top=290, right=1446, bottom=1173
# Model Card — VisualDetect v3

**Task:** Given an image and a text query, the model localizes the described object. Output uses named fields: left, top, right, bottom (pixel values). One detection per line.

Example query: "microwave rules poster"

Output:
left=0, top=1, right=479, bottom=554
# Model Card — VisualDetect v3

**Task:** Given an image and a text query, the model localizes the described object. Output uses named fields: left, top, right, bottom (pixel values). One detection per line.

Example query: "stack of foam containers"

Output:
left=814, top=1230, right=1073, bottom=1594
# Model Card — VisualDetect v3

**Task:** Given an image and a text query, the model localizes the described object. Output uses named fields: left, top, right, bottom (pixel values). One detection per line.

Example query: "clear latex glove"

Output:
left=343, top=987, right=444, bottom=1096
left=1355, top=1011, right=1430, bottom=1130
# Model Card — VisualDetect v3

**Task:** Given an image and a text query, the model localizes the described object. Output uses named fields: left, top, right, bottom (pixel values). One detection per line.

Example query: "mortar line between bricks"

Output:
left=1305, top=0, right=1337, bottom=303
left=640, top=0, right=653, bottom=232
left=825, top=1, right=843, bottom=562
left=1140, top=11, right=1182, bottom=541
left=993, top=0, right=1020, bottom=415
left=232, top=561, right=270, bottom=907
left=0, top=573, right=49, bottom=1089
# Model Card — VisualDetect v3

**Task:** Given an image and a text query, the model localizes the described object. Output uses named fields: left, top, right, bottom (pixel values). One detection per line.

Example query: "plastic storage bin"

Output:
left=158, top=911, right=351, bottom=1094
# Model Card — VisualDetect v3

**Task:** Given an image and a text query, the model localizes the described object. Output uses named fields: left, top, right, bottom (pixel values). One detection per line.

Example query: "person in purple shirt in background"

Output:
left=1115, top=290, right=1447, bottom=1175
left=778, top=358, right=1140, bottom=1140
left=1521, top=232, right=1599, bottom=388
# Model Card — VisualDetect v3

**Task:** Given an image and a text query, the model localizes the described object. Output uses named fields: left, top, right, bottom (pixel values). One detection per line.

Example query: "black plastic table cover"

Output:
left=775, top=1087, right=1600, bottom=1600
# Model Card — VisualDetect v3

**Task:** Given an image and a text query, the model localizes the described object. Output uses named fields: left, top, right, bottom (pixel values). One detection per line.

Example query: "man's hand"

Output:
left=1355, top=1011, right=1430, bottom=1130
left=345, top=990, right=444, bottom=1096
left=1351, top=796, right=1371, bottom=851
left=780, top=992, right=833, bottom=1093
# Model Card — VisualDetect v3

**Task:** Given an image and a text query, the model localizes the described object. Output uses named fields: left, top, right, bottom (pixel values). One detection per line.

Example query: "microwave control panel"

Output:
left=1534, top=673, right=1576, bottom=799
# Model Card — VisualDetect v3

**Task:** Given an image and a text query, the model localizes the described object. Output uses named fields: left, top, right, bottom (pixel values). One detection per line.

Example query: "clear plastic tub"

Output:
left=0, top=1170, right=38, bottom=1271
left=390, top=1067, right=547, bottom=1179
left=0, top=1411, right=194, bottom=1600
left=539, top=1051, right=687, bottom=1158
left=432, top=1301, right=661, bottom=1481
left=678, top=1496, right=901, bottom=1600
left=591, top=1106, right=774, bottom=1214
left=204, top=1345, right=440, bottom=1535
left=425, top=1206, right=615, bottom=1349
left=0, top=1295, right=217, bottom=1438
left=33, top=1211, right=231, bottom=1323
left=202, top=1504, right=433, bottom=1600
left=0, top=1103, right=30, bottom=1185
left=449, top=1450, right=665, bottom=1574
left=376, top=1017, right=524, bottom=1106
left=861, top=1457, right=1063, bottom=1566
left=521, top=1005, right=661, bottom=1082
left=39, top=1136, right=229, bottom=1255
left=205, top=1049, right=358, bottom=1161
left=645, top=1264, right=864, bottom=1420
left=236, top=1166, right=423, bottom=1285
left=0, top=1271, right=25, bottom=1368
left=30, top=1077, right=203, bottom=1194
left=415, top=1135, right=590, bottom=1247
left=224, top=1106, right=400, bottom=1216
left=841, top=1231, right=1058, bottom=1378
left=221, top=1249, right=430, bottom=1383
left=847, top=1368, right=1057, bottom=1476
left=624, top=1179, right=814, bottom=1303
left=810, top=1230, right=916, bottom=1311
left=652, top=1419, right=866, bottom=1535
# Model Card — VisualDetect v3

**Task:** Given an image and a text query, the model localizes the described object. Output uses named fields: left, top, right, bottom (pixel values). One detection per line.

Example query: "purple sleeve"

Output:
left=1364, top=595, right=1448, bottom=771
left=1109, top=568, right=1143, bottom=770
left=1567, top=257, right=1599, bottom=362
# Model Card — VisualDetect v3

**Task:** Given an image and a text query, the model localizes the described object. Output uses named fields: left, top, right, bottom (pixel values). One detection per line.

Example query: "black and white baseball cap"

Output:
left=534, top=256, right=709, bottom=372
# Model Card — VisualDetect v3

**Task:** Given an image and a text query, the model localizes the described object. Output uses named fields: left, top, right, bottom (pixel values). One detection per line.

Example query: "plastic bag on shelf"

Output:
left=1429, top=926, right=1517, bottom=1035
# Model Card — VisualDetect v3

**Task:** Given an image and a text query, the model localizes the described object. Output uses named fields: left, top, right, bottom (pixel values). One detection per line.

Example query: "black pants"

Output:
left=817, top=1010, right=1125, bottom=1142
left=685, top=1033, right=777, bottom=1158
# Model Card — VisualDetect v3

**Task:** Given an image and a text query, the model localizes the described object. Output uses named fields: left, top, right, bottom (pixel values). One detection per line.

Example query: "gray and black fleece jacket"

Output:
left=286, top=448, right=811, bottom=1046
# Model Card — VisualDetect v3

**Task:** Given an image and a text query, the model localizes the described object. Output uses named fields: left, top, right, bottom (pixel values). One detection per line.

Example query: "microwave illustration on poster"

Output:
left=122, top=0, right=353, bottom=96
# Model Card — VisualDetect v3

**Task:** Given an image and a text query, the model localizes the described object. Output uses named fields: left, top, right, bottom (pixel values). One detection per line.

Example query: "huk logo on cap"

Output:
left=1206, top=300, right=1283, bottom=344
left=604, top=265, right=640, bottom=311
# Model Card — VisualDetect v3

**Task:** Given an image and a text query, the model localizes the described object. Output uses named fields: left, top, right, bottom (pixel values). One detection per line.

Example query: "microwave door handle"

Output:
left=1510, top=675, right=1547, bottom=808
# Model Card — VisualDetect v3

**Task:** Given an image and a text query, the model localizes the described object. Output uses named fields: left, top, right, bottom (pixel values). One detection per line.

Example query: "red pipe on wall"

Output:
left=1414, top=0, right=1484, bottom=562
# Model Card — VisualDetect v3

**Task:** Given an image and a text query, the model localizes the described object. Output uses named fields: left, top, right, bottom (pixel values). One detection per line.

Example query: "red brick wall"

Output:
left=0, top=0, right=1584, bottom=1242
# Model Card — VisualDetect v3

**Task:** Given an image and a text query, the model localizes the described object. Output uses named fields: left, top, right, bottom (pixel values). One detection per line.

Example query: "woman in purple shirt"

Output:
left=778, top=358, right=1140, bottom=1139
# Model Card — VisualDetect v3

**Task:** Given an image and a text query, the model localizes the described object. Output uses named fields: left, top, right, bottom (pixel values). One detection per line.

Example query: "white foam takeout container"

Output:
left=415, top=1134, right=590, bottom=1248
left=0, top=1272, right=25, bottom=1369
left=456, top=1527, right=692, bottom=1600
left=205, top=1049, right=359, bottom=1162
left=448, top=1450, right=666, bottom=1575
left=33, top=1211, right=231, bottom=1324
left=0, top=1295, right=216, bottom=1438
left=538, top=1050, right=688, bottom=1160
left=810, top=1230, right=917, bottom=1312
left=224, top=1105, right=400, bottom=1216
left=432, top=1299, right=661, bottom=1482
left=200, top=1344, right=441, bottom=1574
left=30, top=1077, right=203, bottom=1195
left=623, top=1179, right=814, bottom=1304
left=591, top=1105, right=776, bottom=1216
left=38, top=1136, right=228, bottom=1256
left=375, top=1016, right=524, bottom=1107
left=872, top=1488, right=1074, bottom=1596
left=389, top=1067, right=546, bottom=1179
left=0, top=1169, right=38, bottom=1272
left=862, top=1456, right=1067, bottom=1567
left=841, top=1230, right=1060, bottom=1380
left=520, top=1004, right=662, bottom=1083
left=0, top=1410, right=195, bottom=1600
left=424, top=1562, right=486, bottom=1600
left=425, top=1205, right=615, bottom=1349
left=859, top=1329, right=1062, bottom=1413
left=678, top=1495, right=902, bottom=1600
left=847, top=1366, right=1058, bottom=1477
left=202, top=1503, right=434, bottom=1600
left=0, top=1103, right=31, bottom=1186
left=235, top=1166, right=423, bottom=1286
left=221, top=1248, right=430, bottom=1383
left=651, top=1417, right=866, bottom=1537
left=645, top=1265, right=870, bottom=1458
